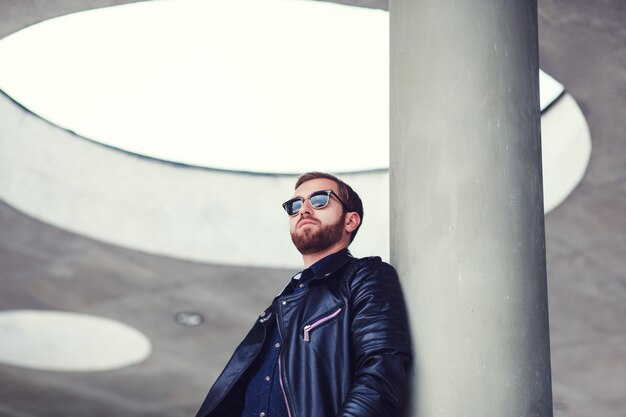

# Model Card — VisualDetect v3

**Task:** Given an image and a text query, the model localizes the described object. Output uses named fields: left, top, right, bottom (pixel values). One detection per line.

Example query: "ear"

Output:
left=344, top=212, right=361, bottom=233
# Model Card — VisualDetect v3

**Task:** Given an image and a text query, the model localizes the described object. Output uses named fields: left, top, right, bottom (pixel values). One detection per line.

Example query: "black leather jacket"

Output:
left=195, top=250, right=412, bottom=417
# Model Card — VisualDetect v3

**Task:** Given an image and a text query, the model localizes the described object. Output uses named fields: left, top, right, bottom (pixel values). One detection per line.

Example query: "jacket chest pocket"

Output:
left=303, top=305, right=344, bottom=342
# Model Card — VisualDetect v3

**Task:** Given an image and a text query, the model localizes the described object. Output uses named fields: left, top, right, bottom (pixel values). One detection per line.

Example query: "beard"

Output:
left=291, top=216, right=345, bottom=255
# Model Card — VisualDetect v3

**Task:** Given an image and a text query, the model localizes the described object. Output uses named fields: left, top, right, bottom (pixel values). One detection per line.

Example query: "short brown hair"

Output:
left=295, top=172, right=363, bottom=243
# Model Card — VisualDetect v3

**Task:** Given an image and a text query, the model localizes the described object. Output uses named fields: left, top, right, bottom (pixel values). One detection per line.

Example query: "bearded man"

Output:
left=195, top=172, right=412, bottom=417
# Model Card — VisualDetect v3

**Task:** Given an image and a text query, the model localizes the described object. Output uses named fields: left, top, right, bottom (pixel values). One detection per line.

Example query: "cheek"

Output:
left=319, top=212, right=341, bottom=226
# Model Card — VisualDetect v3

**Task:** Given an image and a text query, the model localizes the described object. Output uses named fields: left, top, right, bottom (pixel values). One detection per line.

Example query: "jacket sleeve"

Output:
left=337, top=258, right=413, bottom=417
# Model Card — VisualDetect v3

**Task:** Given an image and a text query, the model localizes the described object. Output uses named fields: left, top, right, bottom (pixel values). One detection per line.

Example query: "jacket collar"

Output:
left=310, top=248, right=355, bottom=281
left=269, top=248, right=355, bottom=311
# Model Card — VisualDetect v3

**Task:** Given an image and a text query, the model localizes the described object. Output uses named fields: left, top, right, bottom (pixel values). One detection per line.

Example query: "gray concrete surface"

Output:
left=537, top=1, right=626, bottom=415
left=0, top=0, right=624, bottom=416
left=390, top=1, right=551, bottom=416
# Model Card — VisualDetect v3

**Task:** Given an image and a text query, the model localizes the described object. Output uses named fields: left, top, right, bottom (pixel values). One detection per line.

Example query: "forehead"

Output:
left=293, top=178, right=339, bottom=197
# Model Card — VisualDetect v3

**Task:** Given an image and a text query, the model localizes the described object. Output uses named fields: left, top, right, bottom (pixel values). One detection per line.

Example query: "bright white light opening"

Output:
left=0, top=310, right=151, bottom=371
left=539, top=71, right=564, bottom=110
left=0, top=0, right=565, bottom=174
left=0, top=0, right=389, bottom=173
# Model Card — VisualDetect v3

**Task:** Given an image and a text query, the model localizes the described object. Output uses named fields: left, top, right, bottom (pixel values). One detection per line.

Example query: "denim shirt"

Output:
left=241, top=250, right=345, bottom=417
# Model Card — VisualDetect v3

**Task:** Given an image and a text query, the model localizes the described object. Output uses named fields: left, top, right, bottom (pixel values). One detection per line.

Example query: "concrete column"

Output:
left=389, top=1, right=552, bottom=417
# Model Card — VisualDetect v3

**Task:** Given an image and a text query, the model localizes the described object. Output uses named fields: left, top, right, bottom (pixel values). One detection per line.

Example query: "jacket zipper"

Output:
left=303, top=307, right=342, bottom=342
left=277, top=356, right=293, bottom=417
left=276, top=315, right=294, bottom=417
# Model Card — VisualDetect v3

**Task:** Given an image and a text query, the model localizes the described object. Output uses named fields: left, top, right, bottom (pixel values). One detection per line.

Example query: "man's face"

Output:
left=289, top=178, right=347, bottom=255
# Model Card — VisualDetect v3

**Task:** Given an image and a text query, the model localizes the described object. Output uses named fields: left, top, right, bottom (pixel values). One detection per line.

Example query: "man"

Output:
left=195, top=172, right=412, bottom=417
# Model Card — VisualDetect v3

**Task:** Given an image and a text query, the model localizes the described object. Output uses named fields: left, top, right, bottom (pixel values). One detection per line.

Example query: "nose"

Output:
left=299, top=197, right=314, bottom=216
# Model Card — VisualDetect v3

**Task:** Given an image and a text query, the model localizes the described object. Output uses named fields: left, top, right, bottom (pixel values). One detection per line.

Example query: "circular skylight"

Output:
left=0, top=0, right=389, bottom=173
left=0, top=0, right=567, bottom=174
left=0, top=310, right=151, bottom=371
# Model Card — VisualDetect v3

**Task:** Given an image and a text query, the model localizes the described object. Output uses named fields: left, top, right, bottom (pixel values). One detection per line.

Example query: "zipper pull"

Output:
left=303, top=325, right=312, bottom=342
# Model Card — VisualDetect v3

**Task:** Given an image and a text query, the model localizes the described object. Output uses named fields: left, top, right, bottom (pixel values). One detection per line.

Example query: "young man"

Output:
left=195, top=172, right=412, bottom=417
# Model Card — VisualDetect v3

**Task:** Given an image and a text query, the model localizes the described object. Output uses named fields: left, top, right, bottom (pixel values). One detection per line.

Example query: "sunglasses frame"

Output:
left=282, top=189, right=348, bottom=216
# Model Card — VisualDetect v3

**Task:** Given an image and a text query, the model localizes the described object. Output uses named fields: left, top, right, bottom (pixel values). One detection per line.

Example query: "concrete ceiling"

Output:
left=0, top=1, right=624, bottom=416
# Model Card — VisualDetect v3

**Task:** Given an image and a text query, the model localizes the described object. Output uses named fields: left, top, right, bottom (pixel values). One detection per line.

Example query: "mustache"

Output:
left=297, top=216, right=318, bottom=227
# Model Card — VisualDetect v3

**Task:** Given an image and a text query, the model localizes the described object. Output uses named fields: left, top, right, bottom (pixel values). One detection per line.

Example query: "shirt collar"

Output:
left=291, top=248, right=352, bottom=285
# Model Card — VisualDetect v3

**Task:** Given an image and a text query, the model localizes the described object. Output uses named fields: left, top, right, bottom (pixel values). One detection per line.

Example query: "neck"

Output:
left=301, top=241, right=348, bottom=269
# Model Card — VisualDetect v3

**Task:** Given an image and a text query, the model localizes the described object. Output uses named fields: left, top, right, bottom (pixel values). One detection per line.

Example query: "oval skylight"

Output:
left=0, top=0, right=389, bottom=173
left=0, top=0, right=565, bottom=174
left=0, top=310, right=151, bottom=371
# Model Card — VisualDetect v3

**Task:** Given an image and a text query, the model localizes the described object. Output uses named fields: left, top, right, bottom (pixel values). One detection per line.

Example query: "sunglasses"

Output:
left=282, top=189, right=348, bottom=216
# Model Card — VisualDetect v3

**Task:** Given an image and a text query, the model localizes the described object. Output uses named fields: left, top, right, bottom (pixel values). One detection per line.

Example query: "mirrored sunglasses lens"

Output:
left=288, top=199, right=303, bottom=215
left=309, top=193, right=330, bottom=208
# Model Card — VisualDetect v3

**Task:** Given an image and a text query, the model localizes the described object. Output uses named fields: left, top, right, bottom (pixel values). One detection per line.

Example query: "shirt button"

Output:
left=299, top=283, right=305, bottom=288
left=265, top=375, right=270, bottom=381
left=275, top=342, right=280, bottom=348
left=260, top=413, right=266, bottom=417
left=282, top=300, right=287, bottom=305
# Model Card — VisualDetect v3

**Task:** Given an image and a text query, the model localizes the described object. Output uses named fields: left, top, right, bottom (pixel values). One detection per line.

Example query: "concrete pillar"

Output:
left=389, top=1, right=553, bottom=417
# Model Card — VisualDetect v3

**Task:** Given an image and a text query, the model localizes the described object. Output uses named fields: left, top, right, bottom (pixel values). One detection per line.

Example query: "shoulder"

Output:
left=344, top=256, right=399, bottom=286
left=350, top=255, right=397, bottom=273
left=344, top=257, right=409, bottom=326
